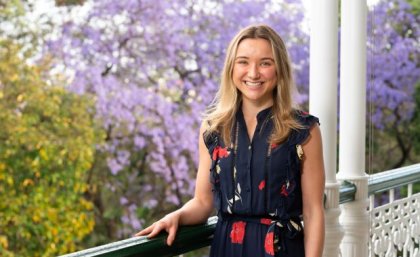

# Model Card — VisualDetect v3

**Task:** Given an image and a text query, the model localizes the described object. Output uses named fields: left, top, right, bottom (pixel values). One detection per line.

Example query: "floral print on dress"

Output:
left=215, top=164, right=221, bottom=174
left=260, top=218, right=272, bottom=225
left=264, top=231, right=275, bottom=255
left=230, top=221, right=246, bottom=244
left=299, top=110, right=310, bottom=117
left=280, top=184, right=289, bottom=197
left=212, top=146, right=230, bottom=160
left=258, top=180, right=266, bottom=190
left=227, top=182, right=242, bottom=214
left=280, top=180, right=295, bottom=197
left=296, top=144, right=304, bottom=160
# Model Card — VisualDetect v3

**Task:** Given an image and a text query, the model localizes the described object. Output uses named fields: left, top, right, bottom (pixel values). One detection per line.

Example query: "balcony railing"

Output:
left=59, top=216, right=217, bottom=257
left=368, top=164, right=420, bottom=257
left=60, top=164, right=420, bottom=257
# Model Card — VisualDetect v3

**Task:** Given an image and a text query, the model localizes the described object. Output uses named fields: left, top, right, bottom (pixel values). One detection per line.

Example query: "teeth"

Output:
left=245, top=81, right=262, bottom=87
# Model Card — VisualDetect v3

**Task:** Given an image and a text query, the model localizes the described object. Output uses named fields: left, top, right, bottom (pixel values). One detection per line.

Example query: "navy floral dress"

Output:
left=204, top=107, right=319, bottom=257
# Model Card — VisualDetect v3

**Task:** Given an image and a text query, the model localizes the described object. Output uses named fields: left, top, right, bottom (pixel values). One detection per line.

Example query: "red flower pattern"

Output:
left=300, top=110, right=309, bottom=116
left=280, top=184, right=289, bottom=197
left=258, top=180, right=266, bottom=190
left=264, top=231, right=275, bottom=255
left=230, top=221, right=246, bottom=244
left=260, top=218, right=272, bottom=225
left=212, top=146, right=229, bottom=161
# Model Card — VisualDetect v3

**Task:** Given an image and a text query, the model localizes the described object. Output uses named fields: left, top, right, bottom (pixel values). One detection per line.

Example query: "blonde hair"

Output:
left=204, top=24, right=303, bottom=145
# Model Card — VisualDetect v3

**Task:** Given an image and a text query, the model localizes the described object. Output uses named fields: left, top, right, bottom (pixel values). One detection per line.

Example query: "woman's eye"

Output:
left=261, top=62, right=272, bottom=66
left=237, top=60, right=247, bottom=65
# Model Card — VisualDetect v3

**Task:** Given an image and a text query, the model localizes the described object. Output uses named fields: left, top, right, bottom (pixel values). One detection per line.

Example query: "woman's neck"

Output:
left=241, top=100, right=273, bottom=120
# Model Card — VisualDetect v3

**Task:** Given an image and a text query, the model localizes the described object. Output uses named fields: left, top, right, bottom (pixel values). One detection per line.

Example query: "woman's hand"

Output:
left=134, top=211, right=181, bottom=246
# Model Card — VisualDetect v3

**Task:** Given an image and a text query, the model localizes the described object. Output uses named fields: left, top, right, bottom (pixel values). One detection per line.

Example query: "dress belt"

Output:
left=218, top=213, right=303, bottom=256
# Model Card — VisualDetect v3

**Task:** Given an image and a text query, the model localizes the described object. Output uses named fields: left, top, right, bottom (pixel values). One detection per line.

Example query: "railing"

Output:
left=368, top=164, right=420, bottom=257
left=60, top=216, right=217, bottom=257
left=60, top=164, right=420, bottom=257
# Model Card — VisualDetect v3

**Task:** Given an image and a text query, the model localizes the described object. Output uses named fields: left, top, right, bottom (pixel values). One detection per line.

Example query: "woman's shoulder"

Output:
left=287, top=109, right=320, bottom=146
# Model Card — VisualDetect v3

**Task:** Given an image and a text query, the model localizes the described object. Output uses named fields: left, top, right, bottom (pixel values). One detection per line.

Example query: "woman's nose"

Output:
left=247, top=64, right=260, bottom=79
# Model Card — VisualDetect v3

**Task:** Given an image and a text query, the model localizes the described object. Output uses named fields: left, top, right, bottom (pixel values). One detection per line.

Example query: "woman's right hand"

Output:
left=134, top=211, right=181, bottom=246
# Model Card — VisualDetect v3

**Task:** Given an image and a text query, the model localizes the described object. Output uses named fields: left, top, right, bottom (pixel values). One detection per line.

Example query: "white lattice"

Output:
left=370, top=192, right=420, bottom=257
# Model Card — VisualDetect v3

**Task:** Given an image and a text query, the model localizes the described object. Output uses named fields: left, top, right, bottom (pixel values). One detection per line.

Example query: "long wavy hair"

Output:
left=203, top=24, right=303, bottom=145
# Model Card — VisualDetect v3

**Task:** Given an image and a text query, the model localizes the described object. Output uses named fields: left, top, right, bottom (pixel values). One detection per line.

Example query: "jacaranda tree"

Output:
left=367, top=0, right=420, bottom=169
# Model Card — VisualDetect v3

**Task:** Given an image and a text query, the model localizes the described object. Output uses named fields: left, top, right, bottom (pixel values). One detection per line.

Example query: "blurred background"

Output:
left=0, top=0, right=419, bottom=256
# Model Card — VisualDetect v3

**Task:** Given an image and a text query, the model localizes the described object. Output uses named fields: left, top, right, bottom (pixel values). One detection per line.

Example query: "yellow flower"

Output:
left=32, top=213, right=41, bottom=223
left=22, top=178, right=34, bottom=187
left=17, top=94, right=24, bottom=102
left=0, top=235, right=8, bottom=249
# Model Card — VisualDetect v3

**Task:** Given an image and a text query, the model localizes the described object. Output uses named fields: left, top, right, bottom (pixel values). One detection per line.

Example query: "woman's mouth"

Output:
left=244, top=81, right=263, bottom=88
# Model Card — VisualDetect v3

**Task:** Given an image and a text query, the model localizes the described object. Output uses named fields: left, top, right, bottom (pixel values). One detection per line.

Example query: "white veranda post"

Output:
left=337, top=0, right=369, bottom=257
left=309, top=0, right=343, bottom=257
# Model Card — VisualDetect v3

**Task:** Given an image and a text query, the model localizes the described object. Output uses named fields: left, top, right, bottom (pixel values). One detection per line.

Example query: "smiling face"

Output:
left=232, top=38, right=277, bottom=107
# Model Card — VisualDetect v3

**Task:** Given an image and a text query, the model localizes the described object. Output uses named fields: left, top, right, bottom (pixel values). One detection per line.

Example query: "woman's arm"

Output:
left=135, top=122, right=214, bottom=245
left=301, top=124, right=325, bottom=257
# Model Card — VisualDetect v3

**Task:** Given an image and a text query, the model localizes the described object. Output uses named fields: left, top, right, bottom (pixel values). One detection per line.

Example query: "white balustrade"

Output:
left=369, top=184, right=420, bottom=257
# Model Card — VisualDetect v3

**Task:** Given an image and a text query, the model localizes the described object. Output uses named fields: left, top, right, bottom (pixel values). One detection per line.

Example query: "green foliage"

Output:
left=55, top=0, right=86, bottom=6
left=367, top=81, right=420, bottom=172
left=0, top=40, right=103, bottom=256
left=412, top=82, right=420, bottom=154
left=406, top=0, right=420, bottom=15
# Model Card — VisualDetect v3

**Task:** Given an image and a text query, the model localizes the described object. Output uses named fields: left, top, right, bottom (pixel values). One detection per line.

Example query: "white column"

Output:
left=309, top=1, right=343, bottom=257
left=337, top=0, right=369, bottom=257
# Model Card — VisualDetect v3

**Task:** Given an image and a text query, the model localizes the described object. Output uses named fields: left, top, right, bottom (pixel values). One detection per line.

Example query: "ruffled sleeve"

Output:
left=202, top=128, right=223, bottom=211
left=288, top=110, right=320, bottom=146
left=203, top=129, right=219, bottom=157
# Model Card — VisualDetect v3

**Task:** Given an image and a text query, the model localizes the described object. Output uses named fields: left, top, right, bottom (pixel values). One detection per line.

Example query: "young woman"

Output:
left=136, top=24, right=325, bottom=257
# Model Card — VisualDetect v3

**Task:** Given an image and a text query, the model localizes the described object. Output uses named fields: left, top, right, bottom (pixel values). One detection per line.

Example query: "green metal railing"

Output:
left=60, top=216, right=218, bottom=257
left=339, top=180, right=357, bottom=203
left=367, top=163, right=420, bottom=195
left=60, top=164, right=420, bottom=257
